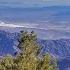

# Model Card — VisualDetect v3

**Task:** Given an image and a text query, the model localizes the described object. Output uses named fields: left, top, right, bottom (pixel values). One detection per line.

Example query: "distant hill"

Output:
left=0, top=30, right=19, bottom=56
left=0, top=30, right=70, bottom=58
left=38, top=39, right=70, bottom=59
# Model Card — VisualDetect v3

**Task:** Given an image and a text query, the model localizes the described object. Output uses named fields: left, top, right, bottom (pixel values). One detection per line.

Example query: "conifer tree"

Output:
left=0, top=30, right=58, bottom=70
left=17, top=31, right=40, bottom=70
left=0, top=55, right=14, bottom=70
left=16, top=30, right=57, bottom=70
left=40, top=54, right=57, bottom=70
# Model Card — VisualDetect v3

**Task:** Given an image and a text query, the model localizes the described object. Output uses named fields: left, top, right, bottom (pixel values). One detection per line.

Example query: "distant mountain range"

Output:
left=0, top=6, right=70, bottom=23
left=39, top=39, right=70, bottom=58
left=0, top=30, right=19, bottom=56
left=0, top=29, right=70, bottom=58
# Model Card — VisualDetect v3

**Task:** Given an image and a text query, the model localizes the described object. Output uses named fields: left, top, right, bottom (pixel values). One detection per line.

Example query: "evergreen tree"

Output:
left=17, top=31, right=40, bottom=70
left=40, top=54, right=57, bottom=70
left=0, top=30, right=58, bottom=70
left=0, top=55, right=14, bottom=70
left=16, top=31, right=57, bottom=70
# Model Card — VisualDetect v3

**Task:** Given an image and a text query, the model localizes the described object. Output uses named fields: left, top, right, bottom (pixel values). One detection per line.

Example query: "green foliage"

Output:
left=40, top=54, right=57, bottom=70
left=0, top=55, right=14, bottom=70
left=0, top=31, right=58, bottom=70
left=16, top=31, right=40, bottom=70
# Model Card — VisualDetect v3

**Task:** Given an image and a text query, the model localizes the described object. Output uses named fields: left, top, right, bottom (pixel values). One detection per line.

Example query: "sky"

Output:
left=0, top=0, right=70, bottom=7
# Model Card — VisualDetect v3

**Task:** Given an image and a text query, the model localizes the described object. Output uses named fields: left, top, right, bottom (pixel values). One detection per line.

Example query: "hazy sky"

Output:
left=0, top=0, right=69, bottom=7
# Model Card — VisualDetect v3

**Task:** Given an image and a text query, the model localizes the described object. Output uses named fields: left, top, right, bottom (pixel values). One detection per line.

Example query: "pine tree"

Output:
left=40, top=54, right=57, bottom=70
left=16, top=31, right=57, bottom=70
left=17, top=31, right=40, bottom=70
left=0, top=55, right=14, bottom=70
left=0, top=30, right=58, bottom=70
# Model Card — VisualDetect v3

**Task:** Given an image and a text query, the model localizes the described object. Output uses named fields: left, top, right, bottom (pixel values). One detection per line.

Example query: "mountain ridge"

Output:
left=0, top=30, right=70, bottom=58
